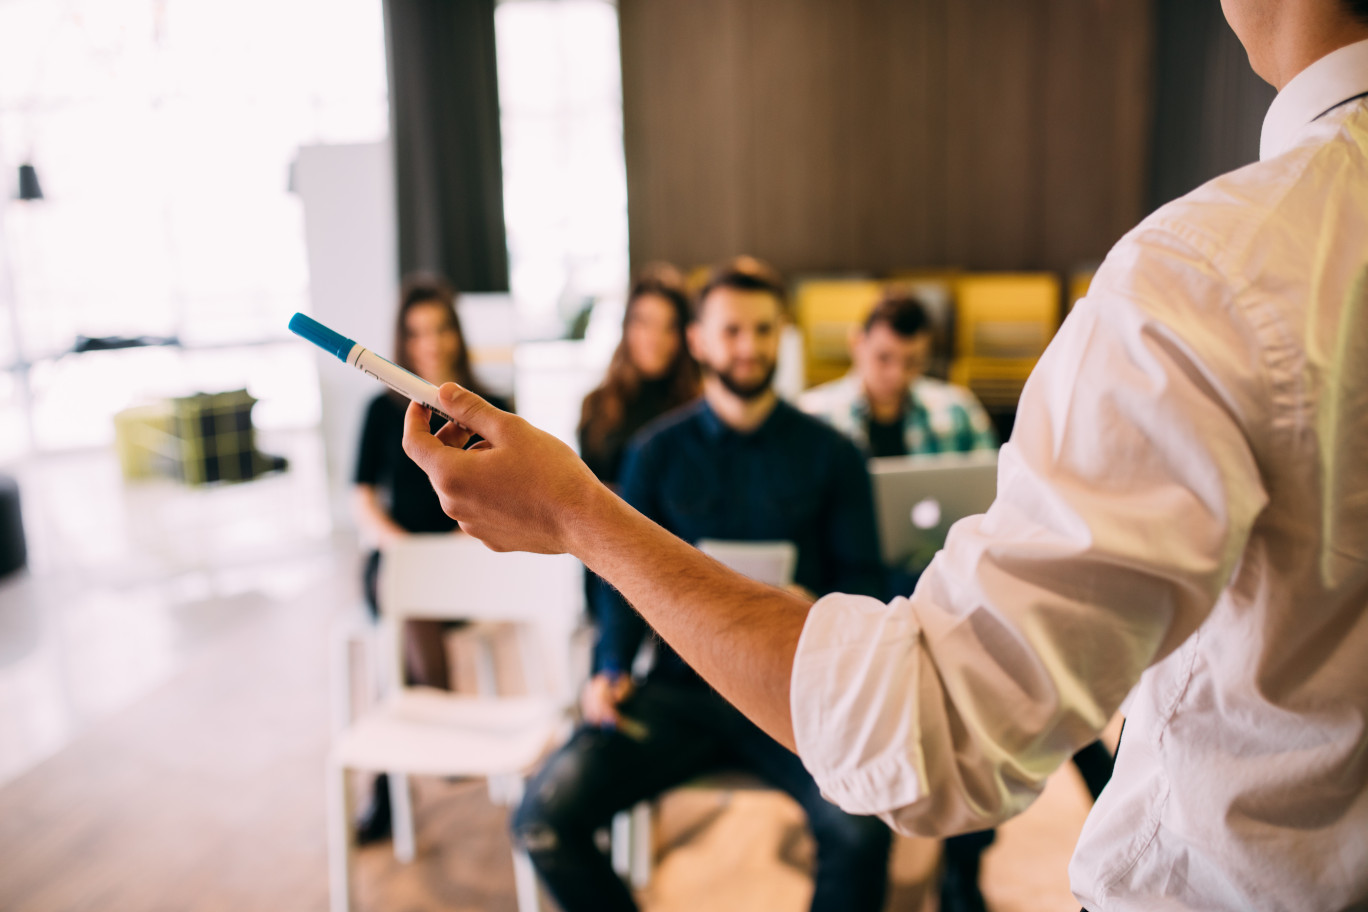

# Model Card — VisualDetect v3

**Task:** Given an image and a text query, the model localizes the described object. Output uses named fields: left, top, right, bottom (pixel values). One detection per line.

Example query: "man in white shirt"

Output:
left=402, top=1, right=1368, bottom=908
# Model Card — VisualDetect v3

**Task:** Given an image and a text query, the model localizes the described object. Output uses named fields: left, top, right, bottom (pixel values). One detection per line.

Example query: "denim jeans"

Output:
left=511, top=681, right=892, bottom=912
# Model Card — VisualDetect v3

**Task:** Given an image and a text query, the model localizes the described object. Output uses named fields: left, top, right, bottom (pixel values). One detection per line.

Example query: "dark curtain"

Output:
left=1147, top=0, right=1276, bottom=210
left=384, top=0, right=510, bottom=292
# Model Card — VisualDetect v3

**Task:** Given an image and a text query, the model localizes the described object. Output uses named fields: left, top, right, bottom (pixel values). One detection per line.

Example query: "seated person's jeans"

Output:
left=511, top=681, right=892, bottom=912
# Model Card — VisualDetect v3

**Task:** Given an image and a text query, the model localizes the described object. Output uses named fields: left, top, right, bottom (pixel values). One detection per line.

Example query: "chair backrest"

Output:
left=952, top=272, right=1061, bottom=360
left=622, top=539, right=796, bottom=680
left=696, top=539, right=798, bottom=587
left=793, top=275, right=958, bottom=387
left=377, top=534, right=584, bottom=697
left=379, top=534, right=582, bottom=622
left=793, top=278, right=884, bottom=387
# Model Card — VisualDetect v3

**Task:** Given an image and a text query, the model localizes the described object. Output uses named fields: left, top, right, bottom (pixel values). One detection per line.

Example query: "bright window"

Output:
left=0, top=0, right=388, bottom=452
left=495, top=0, right=630, bottom=338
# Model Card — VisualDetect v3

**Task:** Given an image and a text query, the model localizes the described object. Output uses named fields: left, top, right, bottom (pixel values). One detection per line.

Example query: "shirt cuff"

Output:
left=790, top=592, right=930, bottom=819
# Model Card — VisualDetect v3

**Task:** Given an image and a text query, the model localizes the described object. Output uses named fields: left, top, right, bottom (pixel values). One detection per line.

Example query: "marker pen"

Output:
left=288, top=312, right=459, bottom=425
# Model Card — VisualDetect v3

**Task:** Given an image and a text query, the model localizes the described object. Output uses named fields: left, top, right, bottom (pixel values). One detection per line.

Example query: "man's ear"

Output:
left=848, top=324, right=864, bottom=359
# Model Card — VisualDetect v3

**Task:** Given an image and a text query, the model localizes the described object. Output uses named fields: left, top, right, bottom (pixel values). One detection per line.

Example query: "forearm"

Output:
left=401, top=391, right=811, bottom=749
left=570, top=486, right=810, bottom=749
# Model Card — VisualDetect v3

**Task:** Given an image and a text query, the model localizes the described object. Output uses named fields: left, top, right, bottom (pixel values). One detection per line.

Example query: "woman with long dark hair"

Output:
left=351, top=273, right=508, bottom=842
left=578, top=265, right=699, bottom=488
left=575, top=265, right=699, bottom=733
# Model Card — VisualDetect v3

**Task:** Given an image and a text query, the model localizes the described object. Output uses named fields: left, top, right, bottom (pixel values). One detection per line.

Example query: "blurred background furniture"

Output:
left=948, top=272, right=1062, bottom=439
left=327, top=534, right=584, bottom=912
left=113, top=390, right=288, bottom=486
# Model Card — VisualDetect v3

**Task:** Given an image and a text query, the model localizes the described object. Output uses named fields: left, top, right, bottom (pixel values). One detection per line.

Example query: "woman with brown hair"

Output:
left=351, top=273, right=509, bottom=843
left=578, top=265, right=699, bottom=489
left=577, top=265, right=699, bottom=633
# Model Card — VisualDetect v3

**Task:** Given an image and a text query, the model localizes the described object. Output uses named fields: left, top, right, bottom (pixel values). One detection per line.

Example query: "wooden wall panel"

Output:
left=1038, top=1, right=1156, bottom=269
left=942, top=0, right=1046, bottom=269
left=619, top=0, right=1155, bottom=277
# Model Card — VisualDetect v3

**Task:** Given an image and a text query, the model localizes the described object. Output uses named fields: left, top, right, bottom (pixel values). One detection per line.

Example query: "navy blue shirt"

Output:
left=594, top=398, right=885, bottom=687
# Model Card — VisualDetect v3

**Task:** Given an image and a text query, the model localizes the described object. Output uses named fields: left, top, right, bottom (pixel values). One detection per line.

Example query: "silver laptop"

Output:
left=869, top=451, right=999, bottom=568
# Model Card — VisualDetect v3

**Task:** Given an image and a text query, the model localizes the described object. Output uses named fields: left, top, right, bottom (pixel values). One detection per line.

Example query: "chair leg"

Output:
left=474, top=626, right=500, bottom=696
left=488, top=772, right=524, bottom=809
left=610, top=801, right=654, bottom=887
left=629, top=801, right=653, bottom=889
left=511, top=846, right=543, bottom=912
left=327, top=761, right=356, bottom=912
left=332, top=619, right=379, bottom=734
left=611, top=809, right=632, bottom=878
left=390, top=772, right=416, bottom=863
left=330, top=628, right=352, bottom=735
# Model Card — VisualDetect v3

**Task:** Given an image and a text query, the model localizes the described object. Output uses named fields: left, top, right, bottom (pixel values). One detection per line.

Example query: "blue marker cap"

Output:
left=289, top=312, right=357, bottom=362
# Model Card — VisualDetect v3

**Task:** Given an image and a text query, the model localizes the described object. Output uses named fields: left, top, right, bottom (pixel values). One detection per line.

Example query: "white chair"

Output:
left=327, top=534, right=583, bottom=912
left=696, top=539, right=798, bottom=588
left=611, top=539, right=797, bottom=890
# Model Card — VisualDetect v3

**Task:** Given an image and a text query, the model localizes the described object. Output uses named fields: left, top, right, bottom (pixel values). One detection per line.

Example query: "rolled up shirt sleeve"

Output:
left=791, top=224, right=1270, bottom=837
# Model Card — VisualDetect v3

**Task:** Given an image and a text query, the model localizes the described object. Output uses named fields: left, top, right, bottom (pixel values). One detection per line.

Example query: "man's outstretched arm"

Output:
left=404, top=229, right=1267, bottom=837
left=402, top=385, right=809, bottom=749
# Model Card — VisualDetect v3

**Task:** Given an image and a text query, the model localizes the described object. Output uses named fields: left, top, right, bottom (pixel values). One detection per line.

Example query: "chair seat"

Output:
left=331, top=689, right=565, bottom=777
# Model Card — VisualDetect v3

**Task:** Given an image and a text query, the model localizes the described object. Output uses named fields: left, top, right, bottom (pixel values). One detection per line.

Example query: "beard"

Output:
left=707, top=360, right=777, bottom=401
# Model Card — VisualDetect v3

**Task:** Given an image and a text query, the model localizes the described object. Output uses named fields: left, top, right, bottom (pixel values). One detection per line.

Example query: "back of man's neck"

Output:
left=705, top=383, right=779, bottom=434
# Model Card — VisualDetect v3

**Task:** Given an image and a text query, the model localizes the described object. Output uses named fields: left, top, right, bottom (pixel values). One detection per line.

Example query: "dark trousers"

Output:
left=511, top=681, right=892, bottom=912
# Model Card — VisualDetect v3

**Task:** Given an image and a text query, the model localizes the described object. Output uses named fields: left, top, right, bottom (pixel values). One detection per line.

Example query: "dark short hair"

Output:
left=692, top=256, right=787, bottom=322
left=1347, top=0, right=1368, bottom=25
left=863, top=289, right=931, bottom=338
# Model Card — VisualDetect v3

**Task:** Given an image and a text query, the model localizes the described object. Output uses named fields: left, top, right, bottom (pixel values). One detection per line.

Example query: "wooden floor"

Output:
left=0, top=441, right=1110, bottom=911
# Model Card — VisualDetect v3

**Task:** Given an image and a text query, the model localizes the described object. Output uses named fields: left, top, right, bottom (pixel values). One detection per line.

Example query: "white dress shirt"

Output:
left=790, top=38, right=1368, bottom=912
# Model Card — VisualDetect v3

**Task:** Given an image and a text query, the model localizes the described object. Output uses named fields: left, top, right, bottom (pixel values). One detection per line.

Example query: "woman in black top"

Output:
left=576, top=266, right=698, bottom=632
left=352, top=274, right=508, bottom=841
left=355, top=274, right=508, bottom=676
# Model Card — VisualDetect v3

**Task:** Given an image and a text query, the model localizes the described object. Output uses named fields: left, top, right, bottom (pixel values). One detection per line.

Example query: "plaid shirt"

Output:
left=798, top=372, right=998, bottom=456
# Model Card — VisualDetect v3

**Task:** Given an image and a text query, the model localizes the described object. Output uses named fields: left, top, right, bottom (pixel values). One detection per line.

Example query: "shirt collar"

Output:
left=698, top=399, right=728, bottom=440
left=697, top=396, right=787, bottom=441
left=845, top=371, right=922, bottom=415
left=1261, top=37, right=1368, bottom=160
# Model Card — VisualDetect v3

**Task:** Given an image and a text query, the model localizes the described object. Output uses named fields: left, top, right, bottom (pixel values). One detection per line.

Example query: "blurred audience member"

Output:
left=511, top=256, right=892, bottom=912
left=578, top=265, right=699, bottom=619
left=351, top=273, right=509, bottom=844
left=799, top=289, right=996, bottom=458
left=579, top=264, right=699, bottom=485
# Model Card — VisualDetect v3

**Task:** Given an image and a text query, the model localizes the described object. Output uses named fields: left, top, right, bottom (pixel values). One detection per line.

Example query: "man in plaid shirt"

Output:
left=801, top=289, right=1005, bottom=912
left=798, top=290, right=997, bottom=460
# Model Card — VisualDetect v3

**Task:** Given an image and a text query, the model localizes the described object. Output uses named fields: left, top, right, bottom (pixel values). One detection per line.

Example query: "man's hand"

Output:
left=402, top=381, right=806, bottom=750
left=401, top=383, right=610, bottom=554
left=580, top=672, right=634, bottom=727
